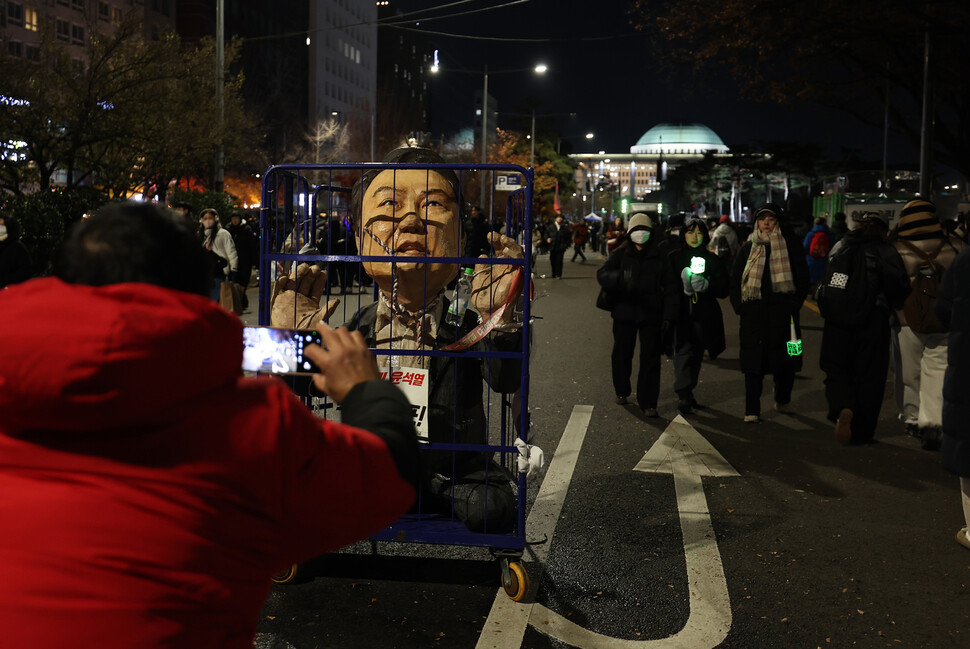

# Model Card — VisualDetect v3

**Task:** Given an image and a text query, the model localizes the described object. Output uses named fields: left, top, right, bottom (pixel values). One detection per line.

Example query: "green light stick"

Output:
left=787, top=316, right=802, bottom=356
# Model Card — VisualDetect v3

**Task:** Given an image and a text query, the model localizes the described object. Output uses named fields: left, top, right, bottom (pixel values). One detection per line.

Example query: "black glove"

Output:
left=227, top=270, right=238, bottom=284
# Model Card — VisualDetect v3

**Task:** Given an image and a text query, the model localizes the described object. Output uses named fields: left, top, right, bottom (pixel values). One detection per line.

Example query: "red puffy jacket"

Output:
left=0, top=278, right=416, bottom=649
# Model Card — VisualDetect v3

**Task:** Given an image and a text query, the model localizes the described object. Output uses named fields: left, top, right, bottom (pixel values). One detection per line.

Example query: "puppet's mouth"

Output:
left=395, top=241, right=427, bottom=255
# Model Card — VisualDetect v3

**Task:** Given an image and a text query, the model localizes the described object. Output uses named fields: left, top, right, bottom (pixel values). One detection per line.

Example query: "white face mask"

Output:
left=0, top=224, right=7, bottom=240
left=629, top=230, right=650, bottom=245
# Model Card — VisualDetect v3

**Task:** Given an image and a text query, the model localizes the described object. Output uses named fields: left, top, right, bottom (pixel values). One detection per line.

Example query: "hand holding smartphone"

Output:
left=242, top=327, right=321, bottom=375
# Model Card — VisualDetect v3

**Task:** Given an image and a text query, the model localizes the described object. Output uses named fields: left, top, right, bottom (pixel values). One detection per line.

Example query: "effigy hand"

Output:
left=270, top=262, right=340, bottom=328
left=471, top=233, right=524, bottom=323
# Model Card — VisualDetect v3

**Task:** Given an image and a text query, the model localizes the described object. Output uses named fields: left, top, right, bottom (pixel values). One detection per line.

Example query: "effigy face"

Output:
left=357, top=169, right=462, bottom=299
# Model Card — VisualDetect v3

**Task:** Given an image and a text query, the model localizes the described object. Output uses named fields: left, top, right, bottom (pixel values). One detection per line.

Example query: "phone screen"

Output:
left=242, top=327, right=321, bottom=374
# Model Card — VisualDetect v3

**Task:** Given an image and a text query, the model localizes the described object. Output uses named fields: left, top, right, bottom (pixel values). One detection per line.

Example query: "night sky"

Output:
left=389, top=0, right=916, bottom=165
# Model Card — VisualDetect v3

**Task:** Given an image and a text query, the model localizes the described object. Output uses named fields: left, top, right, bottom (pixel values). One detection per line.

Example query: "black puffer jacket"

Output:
left=597, top=235, right=673, bottom=326
left=936, top=247, right=970, bottom=478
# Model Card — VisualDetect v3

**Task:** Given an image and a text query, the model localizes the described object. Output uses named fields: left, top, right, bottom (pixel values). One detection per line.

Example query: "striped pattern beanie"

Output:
left=895, top=199, right=942, bottom=240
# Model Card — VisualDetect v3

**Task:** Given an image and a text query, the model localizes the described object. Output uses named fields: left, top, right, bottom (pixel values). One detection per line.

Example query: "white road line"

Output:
left=531, top=415, right=735, bottom=648
left=476, top=404, right=594, bottom=649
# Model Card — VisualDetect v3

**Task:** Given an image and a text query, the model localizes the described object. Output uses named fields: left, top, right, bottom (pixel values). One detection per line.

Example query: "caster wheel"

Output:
left=272, top=563, right=300, bottom=584
left=501, top=560, right=530, bottom=601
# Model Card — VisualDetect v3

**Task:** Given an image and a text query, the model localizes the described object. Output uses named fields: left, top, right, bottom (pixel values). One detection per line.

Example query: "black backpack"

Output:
left=815, top=241, right=876, bottom=326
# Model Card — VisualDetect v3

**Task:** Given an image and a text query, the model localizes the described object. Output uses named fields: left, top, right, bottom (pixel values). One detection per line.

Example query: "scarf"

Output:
left=741, top=228, right=795, bottom=301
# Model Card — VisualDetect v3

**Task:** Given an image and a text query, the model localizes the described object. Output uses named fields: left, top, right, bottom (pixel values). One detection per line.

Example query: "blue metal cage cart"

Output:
left=257, top=161, right=534, bottom=599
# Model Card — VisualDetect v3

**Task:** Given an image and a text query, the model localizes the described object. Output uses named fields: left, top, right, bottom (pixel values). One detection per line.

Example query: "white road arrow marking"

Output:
left=479, top=412, right=739, bottom=648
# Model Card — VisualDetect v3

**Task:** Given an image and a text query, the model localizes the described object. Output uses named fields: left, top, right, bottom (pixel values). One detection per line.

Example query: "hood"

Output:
left=0, top=278, right=243, bottom=435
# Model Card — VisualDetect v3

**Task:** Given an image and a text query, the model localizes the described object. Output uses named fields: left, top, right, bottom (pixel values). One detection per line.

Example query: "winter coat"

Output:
left=667, top=245, right=729, bottom=358
left=545, top=221, right=572, bottom=252
left=204, top=226, right=239, bottom=276
left=597, top=237, right=673, bottom=326
left=730, top=231, right=811, bottom=375
left=802, top=223, right=833, bottom=285
left=0, top=216, right=33, bottom=288
left=892, top=233, right=966, bottom=327
left=0, top=278, right=417, bottom=649
left=708, top=222, right=740, bottom=261
left=346, top=299, right=522, bottom=477
left=935, top=247, right=970, bottom=477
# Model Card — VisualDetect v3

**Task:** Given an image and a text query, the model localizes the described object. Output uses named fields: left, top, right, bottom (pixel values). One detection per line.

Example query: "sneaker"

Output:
left=743, top=415, right=762, bottom=423
left=615, top=395, right=628, bottom=405
left=957, top=527, right=970, bottom=551
left=835, top=408, right=853, bottom=445
left=643, top=408, right=659, bottom=418
left=920, top=427, right=942, bottom=451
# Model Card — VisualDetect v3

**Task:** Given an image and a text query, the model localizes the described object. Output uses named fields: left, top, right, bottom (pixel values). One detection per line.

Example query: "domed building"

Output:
left=630, top=123, right=729, bottom=156
left=570, top=122, right=730, bottom=207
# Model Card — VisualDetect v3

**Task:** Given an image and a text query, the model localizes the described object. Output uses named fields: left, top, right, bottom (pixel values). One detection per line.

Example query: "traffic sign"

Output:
left=495, top=174, right=523, bottom=191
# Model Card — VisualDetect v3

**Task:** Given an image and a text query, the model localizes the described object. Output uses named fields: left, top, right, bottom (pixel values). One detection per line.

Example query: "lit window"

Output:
left=25, top=7, right=38, bottom=30
left=111, top=7, right=122, bottom=24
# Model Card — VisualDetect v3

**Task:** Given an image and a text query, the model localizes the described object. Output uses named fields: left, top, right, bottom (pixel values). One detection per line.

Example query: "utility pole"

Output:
left=215, top=0, right=224, bottom=192
left=919, top=29, right=933, bottom=198
left=479, top=65, right=488, bottom=209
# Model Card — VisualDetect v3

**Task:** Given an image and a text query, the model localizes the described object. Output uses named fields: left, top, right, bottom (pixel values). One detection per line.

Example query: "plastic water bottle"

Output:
left=447, top=267, right=474, bottom=326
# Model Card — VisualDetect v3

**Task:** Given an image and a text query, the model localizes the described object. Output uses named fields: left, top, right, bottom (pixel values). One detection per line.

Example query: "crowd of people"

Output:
left=592, top=199, right=970, bottom=555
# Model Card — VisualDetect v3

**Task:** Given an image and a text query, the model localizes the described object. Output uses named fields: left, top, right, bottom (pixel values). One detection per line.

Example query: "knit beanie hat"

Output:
left=753, top=203, right=782, bottom=222
left=627, top=212, right=653, bottom=232
left=896, top=199, right=941, bottom=240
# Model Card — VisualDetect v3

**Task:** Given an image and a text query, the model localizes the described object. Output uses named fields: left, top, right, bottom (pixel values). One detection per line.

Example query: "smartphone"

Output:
left=242, top=326, right=321, bottom=375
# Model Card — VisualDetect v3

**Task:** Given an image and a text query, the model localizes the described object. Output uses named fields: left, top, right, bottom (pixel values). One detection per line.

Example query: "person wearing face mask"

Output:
left=198, top=208, right=238, bottom=302
left=666, top=218, right=729, bottom=414
left=597, top=212, right=674, bottom=418
left=730, top=204, right=811, bottom=423
left=0, top=215, right=33, bottom=290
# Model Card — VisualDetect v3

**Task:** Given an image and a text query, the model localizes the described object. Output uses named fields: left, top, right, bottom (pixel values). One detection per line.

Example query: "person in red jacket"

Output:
left=0, top=202, right=419, bottom=649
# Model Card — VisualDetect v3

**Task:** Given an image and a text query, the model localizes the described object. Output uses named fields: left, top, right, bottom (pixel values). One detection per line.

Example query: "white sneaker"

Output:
left=743, top=415, right=762, bottom=423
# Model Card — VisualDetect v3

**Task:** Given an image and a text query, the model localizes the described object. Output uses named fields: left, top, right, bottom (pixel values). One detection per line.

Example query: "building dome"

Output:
left=630, top=123, right=729, bottom=156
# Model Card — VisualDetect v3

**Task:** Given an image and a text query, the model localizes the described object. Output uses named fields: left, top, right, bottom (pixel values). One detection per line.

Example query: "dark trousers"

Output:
left=673, top=326, right=704, bottom=399
left=820, top=314, right=891, bottom=442
left=611, top=320, right=662, bottom=409
left=571, top=243, right=586, bottom=261
left=744, top=367, right=795, bottom=417
left=550, top=248, right=566, bottom=277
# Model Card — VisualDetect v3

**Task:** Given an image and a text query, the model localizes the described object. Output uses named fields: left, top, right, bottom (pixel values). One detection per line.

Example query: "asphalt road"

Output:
left=250, top=249, right=969, bottom=649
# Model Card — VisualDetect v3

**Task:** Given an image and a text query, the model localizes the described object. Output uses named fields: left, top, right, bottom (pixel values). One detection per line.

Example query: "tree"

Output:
left=629, top=0, right=970, bottom=181
left=0, top=17, right=256, bottom=197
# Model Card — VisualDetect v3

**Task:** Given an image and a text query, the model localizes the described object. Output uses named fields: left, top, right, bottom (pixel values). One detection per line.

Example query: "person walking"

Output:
left=803, top=217, right=833, bottom=289
left=729, top=203, right=811, bottom=423
left=708, top=214, right=740, bottom=266
left=934, top=246, right=970, bottom=550
left=667, top=218, right=729, bottom=414
left=889, top=199, right=967, bottom=449
left=226, top=211, right=257, bottom=309
left=605, top=216, right=626, bottom=254
left=596, top=212, right=672, bottom=418
left=199, top=208, right=238, bottom=302
left=571, top=218, right=589, bottom=262
left=816, top=211, right=911, bottom=445
left=545, top=213, right=571, bottom=279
